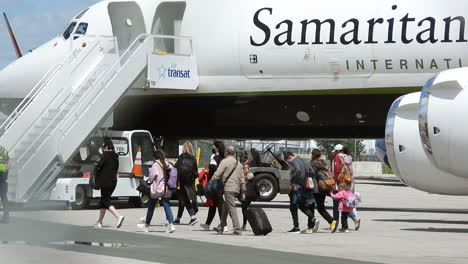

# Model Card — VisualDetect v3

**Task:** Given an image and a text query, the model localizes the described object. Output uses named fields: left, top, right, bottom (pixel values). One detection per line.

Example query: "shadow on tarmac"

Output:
left=374, top=219, right=468, bottom=225
left=402, top=228, right=468, bottom=233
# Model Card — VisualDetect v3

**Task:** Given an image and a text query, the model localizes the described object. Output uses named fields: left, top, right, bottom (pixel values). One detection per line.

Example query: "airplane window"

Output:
left=75, top=8, right=89, bottom=19
left=75, top=23, right=89, bottom=35
left=63, top=22, right=77, bottom=40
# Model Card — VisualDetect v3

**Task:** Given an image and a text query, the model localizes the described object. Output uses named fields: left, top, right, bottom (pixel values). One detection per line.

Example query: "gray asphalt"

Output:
left=0, top=218, right=379, bottom=264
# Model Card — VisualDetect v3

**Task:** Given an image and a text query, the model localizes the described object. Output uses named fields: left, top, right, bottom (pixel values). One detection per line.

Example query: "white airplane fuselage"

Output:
left=1, top=0, right=468, bottom=98
left=2, top=0, right=468, bottom=196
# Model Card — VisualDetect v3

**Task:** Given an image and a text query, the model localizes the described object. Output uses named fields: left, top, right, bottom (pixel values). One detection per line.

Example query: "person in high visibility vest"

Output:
left=0, top=145, right=10, bottom=223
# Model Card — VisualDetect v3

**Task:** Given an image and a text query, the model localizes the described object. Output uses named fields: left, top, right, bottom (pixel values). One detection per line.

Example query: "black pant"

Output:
left=313, top=193, right=334, bottom=224
left=0, top=178, right=8, bottom=217
left=289, top=192, right=315, bottom=229
left=205, top=194, right=223, bottom=225
left=100, top=185, right=116, bottom=209
left=241, top=200, right=252, bottom=227
left=341, top=212, right=349, bottom=229
left=177, top=188, right=196, bottom=219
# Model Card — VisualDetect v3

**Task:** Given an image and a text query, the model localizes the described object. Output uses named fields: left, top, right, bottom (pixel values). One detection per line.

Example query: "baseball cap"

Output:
left=334, top=144, right=344, bottom=151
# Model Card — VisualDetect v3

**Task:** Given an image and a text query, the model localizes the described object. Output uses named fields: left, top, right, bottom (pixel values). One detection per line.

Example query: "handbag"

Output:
left=89, top=166, right=101, bottom=190
left=137, top=178, right=151, bottom=196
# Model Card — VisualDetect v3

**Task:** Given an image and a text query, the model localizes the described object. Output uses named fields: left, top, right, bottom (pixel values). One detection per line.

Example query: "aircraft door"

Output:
left=151, top=2, right=187, bottom=54
left=108, top=2, right=146, bottom=54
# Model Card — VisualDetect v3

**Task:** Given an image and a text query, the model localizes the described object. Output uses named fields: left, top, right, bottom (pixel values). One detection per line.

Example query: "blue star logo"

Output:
left=157, top=65, right=167, bottom=80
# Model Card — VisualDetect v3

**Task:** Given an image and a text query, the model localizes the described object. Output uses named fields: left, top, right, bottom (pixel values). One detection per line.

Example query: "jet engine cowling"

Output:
left=385, top=92, right=468, bottom=195
left=418, top=68, right=468, bottom=178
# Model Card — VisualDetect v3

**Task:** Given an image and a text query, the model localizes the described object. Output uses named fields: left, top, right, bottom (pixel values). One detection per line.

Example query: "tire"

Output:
left=255, top=173, right=279, bottom=201
left=71, top=185, right=90, bottom=210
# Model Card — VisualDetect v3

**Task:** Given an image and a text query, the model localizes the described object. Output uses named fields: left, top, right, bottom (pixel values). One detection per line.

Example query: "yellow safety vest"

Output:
left=0, top=147, right=9, bottom=172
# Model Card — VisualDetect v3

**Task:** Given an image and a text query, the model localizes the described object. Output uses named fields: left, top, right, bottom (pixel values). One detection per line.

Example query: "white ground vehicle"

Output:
left=49, top=130, right=155, bottom=209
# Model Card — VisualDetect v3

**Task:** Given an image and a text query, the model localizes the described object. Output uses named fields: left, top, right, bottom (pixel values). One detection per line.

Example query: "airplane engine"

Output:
left=385, top=92, right=468, bottom=195
left=418, top=68, right=468, bottom=178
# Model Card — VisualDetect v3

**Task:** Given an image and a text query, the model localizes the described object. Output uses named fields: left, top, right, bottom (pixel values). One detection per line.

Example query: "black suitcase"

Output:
left=245, top=208, right=273, bottom=236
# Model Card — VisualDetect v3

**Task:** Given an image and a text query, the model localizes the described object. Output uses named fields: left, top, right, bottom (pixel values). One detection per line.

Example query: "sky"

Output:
left=0, top=0, right=101, bottom=69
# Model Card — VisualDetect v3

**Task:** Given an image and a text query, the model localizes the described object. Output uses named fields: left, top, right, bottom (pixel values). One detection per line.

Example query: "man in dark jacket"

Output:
left=285, top=152, right=319, bottom=234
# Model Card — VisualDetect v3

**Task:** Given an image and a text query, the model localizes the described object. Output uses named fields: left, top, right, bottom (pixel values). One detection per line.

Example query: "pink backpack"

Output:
left=150, top=163, right=167, bottom=198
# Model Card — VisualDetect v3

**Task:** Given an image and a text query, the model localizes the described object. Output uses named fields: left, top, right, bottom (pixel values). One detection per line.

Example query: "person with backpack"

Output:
left=209, top=146, right=245, bottom=235
left=0, top=145, right=10, bottom=223
left=342, top=147, right=361, bottom=231
left=310, top=149, right=337, bottom=233
left=332, top=145, right=361, bottom=231
left=200, top=141, right=226, bottom=231
left=285, top=152, right=319, bottom=234
left=173, top=142, right=199, bottom=226
left=330, top=180, right=357, bottom=232
left=137, top=150, right=175, bottom=233
left=94, top=138, right=125, bottom=229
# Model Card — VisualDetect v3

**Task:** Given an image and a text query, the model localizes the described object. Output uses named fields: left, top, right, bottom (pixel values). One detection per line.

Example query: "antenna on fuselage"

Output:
left=3, top=12, right=23, bottom=58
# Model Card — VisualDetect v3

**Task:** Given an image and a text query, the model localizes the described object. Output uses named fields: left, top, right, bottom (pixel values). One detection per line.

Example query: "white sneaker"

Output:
left=223, top=226, right=229, bottom=233
left=167, top=223, right=176, bottom=233
left=137, top=223, right=149, bottom=233
left=94, top=222, right=103, bottom=229
left=116, top=216, right=125, bottom=228
left=200, top=223, right=210, bottom=231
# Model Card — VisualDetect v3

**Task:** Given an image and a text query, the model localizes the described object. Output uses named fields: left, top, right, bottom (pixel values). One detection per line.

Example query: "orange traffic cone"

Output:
left=132, top=146, right=143, bottom=177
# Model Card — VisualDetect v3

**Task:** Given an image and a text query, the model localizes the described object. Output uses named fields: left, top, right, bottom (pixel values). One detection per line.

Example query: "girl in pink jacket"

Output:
left=330, top=182, right=356, bottom=232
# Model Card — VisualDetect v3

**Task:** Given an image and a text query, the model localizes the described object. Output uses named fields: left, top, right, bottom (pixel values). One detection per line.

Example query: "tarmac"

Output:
left=1, top=176, right=468, bottom=264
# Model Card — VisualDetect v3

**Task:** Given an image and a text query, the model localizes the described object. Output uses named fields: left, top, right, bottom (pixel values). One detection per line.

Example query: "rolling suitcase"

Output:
left=245, top=208, right=273, bottom=236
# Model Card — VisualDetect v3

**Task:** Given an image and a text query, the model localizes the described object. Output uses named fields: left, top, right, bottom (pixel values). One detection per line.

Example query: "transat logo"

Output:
left=157, top=64, right=191, bottom=80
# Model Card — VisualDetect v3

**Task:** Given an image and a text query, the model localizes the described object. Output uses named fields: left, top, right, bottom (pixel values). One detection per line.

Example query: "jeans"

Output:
left=333, top=200, right=356, bottom=228
left=219, top=191, right=241, bottom=232
left=0, top=179, right=8, bottom=218
left=146, top=198, right=174, bottom=225
left=289, top=191, right=315, bottom=229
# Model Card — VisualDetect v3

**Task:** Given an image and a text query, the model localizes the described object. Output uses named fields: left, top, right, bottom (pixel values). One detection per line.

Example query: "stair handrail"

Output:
left=8, top=39, right=104, bottom=157
left=0, top=64, right=63, bottom=133
left=14, top=36, right=120, bottom=166
left=60, top=34, right=151, bottom=136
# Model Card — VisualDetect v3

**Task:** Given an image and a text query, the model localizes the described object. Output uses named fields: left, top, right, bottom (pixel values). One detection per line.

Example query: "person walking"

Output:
left=137, top=150, right=176, bottom=233
left=285, top=152, right=319, bottom=234
left=209, top=146, right=245, bottom=235
left=200, top=141, right=225, bottom=231
left=341, top=147, right=361, bottom=230
left=310, top=149, right=337, bottom=233
left=173, top=142, right=199, bottom=226
left=330, top=181, right=356, bottom=232
left=94, top=138, right=125, bottom=229
left=0, top=145, right=10, bottom=223
left=241, top=163, right=256, bottom=231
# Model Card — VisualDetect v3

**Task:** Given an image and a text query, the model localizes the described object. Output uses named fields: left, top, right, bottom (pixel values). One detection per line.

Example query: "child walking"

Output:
left=330, top=181, right=356, bottom=232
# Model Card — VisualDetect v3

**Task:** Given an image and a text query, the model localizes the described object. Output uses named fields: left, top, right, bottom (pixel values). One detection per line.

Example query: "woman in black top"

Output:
left=200, top=141, right=225, bottom=230
left=94, top=138, right=125, bottom=229
left=174, top=142, right=199, bottom=225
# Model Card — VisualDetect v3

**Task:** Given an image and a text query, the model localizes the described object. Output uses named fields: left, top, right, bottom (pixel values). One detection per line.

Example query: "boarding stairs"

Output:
left=0, top=34, right=197, bottom=202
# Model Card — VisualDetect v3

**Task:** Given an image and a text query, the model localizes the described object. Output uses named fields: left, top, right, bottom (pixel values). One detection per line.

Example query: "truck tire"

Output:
left=255, top=173, right=279, bottom=201
left=72, top=185, right=90, bottom=210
